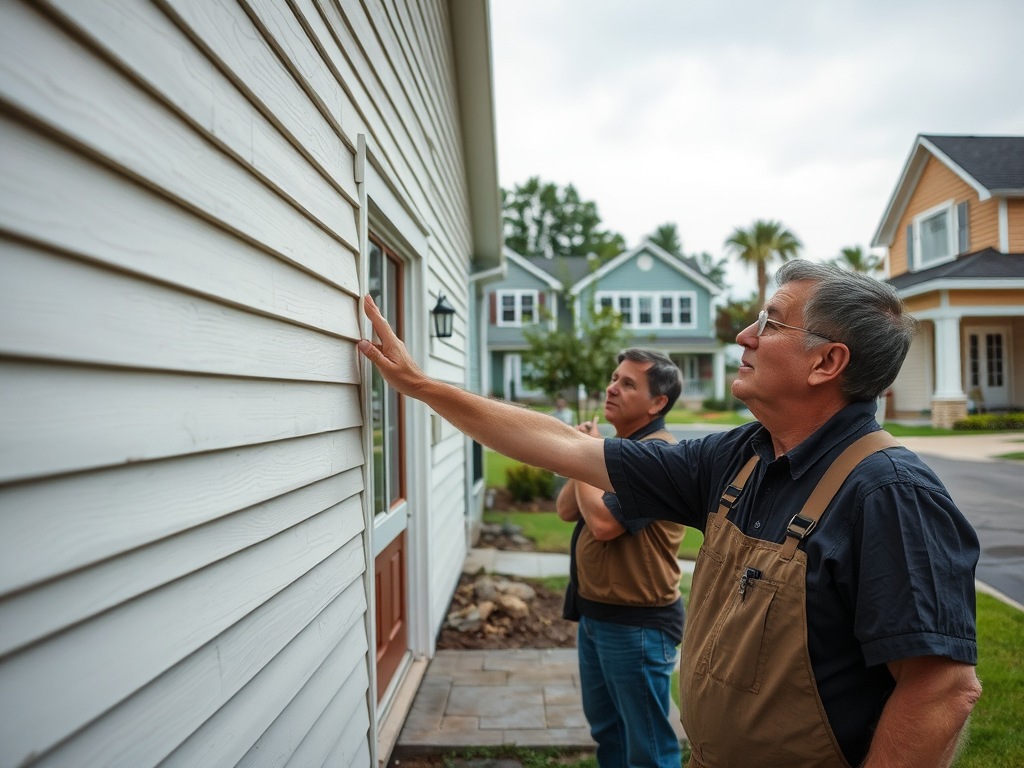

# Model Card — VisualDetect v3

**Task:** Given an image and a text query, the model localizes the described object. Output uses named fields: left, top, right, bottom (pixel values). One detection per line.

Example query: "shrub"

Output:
left=505, top=465, right=557, bottom=501
left=702, top=397, right=736, bottom=412
left=953, top=412, right=1024, bottom=431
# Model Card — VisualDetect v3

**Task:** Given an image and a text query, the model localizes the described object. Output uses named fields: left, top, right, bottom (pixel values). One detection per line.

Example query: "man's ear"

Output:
left=648, top=394, right=669, bottom=417
left=807, top=343, right=851, bottom=387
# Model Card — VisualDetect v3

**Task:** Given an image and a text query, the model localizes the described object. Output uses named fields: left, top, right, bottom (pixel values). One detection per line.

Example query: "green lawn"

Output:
left=483, top=509, right=704, bottom=559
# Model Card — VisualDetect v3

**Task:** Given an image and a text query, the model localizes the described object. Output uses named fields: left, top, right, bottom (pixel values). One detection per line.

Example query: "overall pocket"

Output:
left=708, top=578, right=779, bottom=692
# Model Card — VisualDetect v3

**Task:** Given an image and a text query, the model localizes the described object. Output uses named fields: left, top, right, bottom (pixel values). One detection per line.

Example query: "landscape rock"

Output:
left=494, top=593, right=529, bottom=619
left=496, top=580, right=536, bottom=603
left=473, top=575, right=497, bottom=602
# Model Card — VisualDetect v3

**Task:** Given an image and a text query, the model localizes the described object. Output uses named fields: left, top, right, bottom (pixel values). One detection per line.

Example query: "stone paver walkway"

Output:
left=396, top=647, right=686, bottom=752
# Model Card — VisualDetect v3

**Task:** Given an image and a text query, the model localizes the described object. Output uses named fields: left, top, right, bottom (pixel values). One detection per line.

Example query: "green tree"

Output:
left=521, top=297, right=631, bottom=423
left=693, top=251, right=729, bottom=290
left=715, top=294, right=758, bottom=346
left=830, top=245, right=882, bottom=274
left=502, top=177, right=625, bottom=260
left=647, top=222, right=683, bottom=256
left=724, top=220, right=802, bottom=307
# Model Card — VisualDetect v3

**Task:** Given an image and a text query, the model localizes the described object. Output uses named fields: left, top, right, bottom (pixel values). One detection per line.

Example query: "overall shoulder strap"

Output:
left=717, top=454, right=760, bottom=516
left=780, top=430, right=901, bottom=560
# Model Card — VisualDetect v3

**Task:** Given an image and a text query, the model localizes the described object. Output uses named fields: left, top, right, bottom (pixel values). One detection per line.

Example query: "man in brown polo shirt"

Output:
left=557, top=348, right=685, bottom=768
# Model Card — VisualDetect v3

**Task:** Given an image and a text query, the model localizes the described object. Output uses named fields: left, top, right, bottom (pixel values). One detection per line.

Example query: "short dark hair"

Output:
left=775, top=260, right=919, bottom=401
left=617, top=348, right=683, bottom=417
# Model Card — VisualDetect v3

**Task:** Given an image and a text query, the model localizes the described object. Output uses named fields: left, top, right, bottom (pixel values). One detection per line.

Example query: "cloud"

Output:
left=491, top=0, right=1024, bottom=295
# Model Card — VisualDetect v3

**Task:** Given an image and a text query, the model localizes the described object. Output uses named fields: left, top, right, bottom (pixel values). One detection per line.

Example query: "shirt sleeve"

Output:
left=602, top=491, right=654, bottom=536
left=604, top=435, right=709, bottom=528
left=850, top=478, right=979, bottom=667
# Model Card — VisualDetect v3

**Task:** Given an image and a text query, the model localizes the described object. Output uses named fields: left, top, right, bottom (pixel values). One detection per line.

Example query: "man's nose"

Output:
left=736, top=320, right=759, bottom=348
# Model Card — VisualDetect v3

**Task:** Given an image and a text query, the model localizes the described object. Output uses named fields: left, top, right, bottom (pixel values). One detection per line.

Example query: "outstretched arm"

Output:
left=357, top=295, right=612, bottom=491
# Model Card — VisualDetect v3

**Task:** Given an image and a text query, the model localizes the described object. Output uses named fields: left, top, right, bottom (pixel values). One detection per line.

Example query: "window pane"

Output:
left=521, top=293, right=535, bottom=324
left=638, top=296, right=652, bottom=324
left=987, top=334, right=1004, bottom=387
left=969, top=335, right=979, bottom=387
left=370, top=239, right=404, bottom=515
left=600, top=296, right=613, bottom=311
left=619, top=296, right=632, bottom=324
left=678, top=296, right=692, bottom=324
left=920, top=210, right=950, bottom=264
left=369, top=243, right=386, bottom=515
left=386, top=258, right=401, bottom=507
left=661, top=296, right=673, bottom=324
left=501, top=294, right=516, bottom=322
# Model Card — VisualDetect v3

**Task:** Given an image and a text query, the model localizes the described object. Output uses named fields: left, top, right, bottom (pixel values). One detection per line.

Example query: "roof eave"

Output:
left=449, top=0, right=503, bottom=272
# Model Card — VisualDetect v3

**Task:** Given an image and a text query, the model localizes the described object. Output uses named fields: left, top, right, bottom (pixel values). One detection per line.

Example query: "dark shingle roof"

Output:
left=886, top=249, right=1024, bottom=290
left=923, top=135, right=1024, bottom=191
left=524, top=255, right=595, bottom=286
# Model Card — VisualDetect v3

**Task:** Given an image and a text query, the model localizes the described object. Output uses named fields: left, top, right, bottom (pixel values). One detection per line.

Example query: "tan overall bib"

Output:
left=680, top=431, right=898, bottom=768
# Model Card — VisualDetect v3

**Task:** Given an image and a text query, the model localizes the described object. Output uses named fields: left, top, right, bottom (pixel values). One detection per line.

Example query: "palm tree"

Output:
left=723, top=220, right=802, bottom=307
left=831, top=245, right=882, bottom=274
left=647, top=223, right=683, bottom=257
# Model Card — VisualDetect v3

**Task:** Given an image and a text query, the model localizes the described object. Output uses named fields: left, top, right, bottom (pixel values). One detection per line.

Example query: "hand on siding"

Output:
left=357, top=294, right=426, bottom=396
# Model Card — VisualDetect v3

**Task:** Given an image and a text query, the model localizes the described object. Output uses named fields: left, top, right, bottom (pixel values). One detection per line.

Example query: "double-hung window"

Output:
left=595, top=291, right=697, bottom=330
left=907, top=200, right=969, bottom=270
left=495, top=290, right=539, bottom=327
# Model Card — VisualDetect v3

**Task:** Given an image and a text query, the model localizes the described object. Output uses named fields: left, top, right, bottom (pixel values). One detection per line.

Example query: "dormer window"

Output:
left=907, top=199, right=969, bottom=271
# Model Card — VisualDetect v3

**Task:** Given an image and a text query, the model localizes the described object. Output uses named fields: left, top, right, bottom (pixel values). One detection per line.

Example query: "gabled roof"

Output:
left=569, top=241, right=722, bottom=296
left=521, top=254, right=596, bottom=287
left=872, top=134, right=1024, bottom=248
left=886, top=248, right=1024, bottom=295
left=503, top=247, right=564, bottom=289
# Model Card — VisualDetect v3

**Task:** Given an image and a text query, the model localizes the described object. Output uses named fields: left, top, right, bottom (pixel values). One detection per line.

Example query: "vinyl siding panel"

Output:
left=0, top=0, right=479, bottom=766
left=891, top=324, right=933, bottom=412
left=1009, top=199, right=1024, bottom=253
left=949, top=288, right=1024, bottom=307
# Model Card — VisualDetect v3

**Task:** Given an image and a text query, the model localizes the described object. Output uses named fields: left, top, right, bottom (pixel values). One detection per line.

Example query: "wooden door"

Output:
left=375, top=531, right=406, bottom=701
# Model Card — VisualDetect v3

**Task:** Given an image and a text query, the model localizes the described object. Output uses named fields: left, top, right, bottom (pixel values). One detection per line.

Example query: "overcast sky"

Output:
left=489, top=0, right=1024, bottom=296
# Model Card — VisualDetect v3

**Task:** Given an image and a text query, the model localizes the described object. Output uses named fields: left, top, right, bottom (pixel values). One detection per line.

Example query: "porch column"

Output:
left=931, top=314, right=967, bottom=428
left=713, top=350, right=726, bottom=401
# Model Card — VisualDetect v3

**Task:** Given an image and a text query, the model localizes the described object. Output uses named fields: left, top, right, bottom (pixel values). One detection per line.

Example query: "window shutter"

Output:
left=489, top=292, right=496, bottom=324
left=957, top=201, right=970, bottom=254
left=906, top=224, right=914, bottom=266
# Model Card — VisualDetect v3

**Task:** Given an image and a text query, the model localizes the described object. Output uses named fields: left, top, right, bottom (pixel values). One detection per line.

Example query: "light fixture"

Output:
left=431, top=294, right=456, bottom=338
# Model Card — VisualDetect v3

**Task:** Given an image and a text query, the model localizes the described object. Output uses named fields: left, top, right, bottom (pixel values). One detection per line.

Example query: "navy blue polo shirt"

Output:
left=604, top=401, right=979, bottom=766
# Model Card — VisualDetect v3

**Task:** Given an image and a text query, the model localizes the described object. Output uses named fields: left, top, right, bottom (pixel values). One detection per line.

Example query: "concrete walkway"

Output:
left=395, top=549, right=688, bottom=756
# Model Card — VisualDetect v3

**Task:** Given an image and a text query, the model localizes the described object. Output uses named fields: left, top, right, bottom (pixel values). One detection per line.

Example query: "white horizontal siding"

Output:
left=1, top=0, right=480, bottom=765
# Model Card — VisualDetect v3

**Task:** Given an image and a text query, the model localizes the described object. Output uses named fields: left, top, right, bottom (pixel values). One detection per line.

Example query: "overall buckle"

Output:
left=786, top=514, right=816, bottom=540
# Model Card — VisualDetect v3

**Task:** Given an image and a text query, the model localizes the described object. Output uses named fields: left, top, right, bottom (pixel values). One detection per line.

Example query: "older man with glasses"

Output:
left=359, top=260, right=981, bottom=768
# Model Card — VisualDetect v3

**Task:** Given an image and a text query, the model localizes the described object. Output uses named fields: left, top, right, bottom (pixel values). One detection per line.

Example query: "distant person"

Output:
left=551, top=396, right=575, bottom=426
left=358, top=260, right=981, bottom=768
left=557, top=349, right=685, bottom=768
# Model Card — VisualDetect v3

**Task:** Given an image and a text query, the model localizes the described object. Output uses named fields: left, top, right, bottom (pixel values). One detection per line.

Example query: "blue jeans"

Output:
left=577, top=616, right=681, bottom=768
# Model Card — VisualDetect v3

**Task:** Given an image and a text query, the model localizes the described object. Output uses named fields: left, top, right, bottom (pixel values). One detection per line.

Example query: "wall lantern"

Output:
left=431, top=294, right=456, bottom=338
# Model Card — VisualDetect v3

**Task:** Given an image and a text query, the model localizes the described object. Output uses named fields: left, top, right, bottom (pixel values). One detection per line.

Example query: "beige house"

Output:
left=0, top=2, right=502, bottom=766
left=872, top=134, right=1024, bottom=427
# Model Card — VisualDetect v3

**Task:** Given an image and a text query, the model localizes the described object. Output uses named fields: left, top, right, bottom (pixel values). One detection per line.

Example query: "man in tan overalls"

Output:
left=557, top=349, right=685, bottom=768
left=359, top=260, right=982, bottom=768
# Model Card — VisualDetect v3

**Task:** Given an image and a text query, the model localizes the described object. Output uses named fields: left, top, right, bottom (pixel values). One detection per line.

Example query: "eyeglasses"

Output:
left=756, top=310, right=835, bottom=343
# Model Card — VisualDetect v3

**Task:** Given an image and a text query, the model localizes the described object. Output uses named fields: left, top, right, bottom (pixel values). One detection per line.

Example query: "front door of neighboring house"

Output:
left=966, top=326, right=1010, bottom=409
left=503, top=353, right=542, bottom=401
left=369, top=236, right=408, bottom=702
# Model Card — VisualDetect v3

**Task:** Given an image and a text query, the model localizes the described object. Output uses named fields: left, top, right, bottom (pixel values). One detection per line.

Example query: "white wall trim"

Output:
left=999, top=198, right=1010, bottom=252
left=897, top=278, right=1024, bottom=299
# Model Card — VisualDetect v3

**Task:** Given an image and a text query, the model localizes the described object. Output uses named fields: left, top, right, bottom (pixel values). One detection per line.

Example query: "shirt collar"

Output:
left=750, top=400, right=880, bottom=479
left=626, top=416, right=667, bottom=442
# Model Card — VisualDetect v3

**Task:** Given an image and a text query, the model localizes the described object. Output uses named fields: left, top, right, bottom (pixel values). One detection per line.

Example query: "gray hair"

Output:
left=617, top=348, right=683, bottom=417
left=775, top=260, right=918, bottom=401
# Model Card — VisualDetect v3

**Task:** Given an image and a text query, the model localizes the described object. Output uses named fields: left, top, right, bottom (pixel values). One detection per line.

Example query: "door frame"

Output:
left=964, top=324, right=1012, bottom=409
left=361, top=153, right=431, bottom=730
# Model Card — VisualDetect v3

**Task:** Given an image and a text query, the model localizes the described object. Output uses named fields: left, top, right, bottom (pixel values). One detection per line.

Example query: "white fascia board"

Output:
left=872, top=138, right=930, bottom=247
left=449, top=0, right=503, bottom=270
left=503, top=248, right=563, bottom=289
left=570, top=241, right=721, bottom=296
left=897, top=278, right=1024, bottom=299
